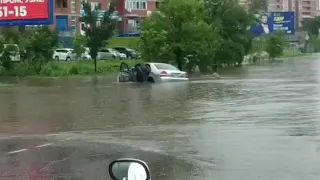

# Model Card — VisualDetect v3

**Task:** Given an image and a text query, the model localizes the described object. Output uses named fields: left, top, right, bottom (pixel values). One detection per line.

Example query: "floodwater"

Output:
left=1, top=56, right=320, bottom=180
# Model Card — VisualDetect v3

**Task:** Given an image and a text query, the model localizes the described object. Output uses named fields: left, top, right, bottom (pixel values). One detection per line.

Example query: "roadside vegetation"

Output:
left=0, top=0, right=307, bottom=77
left=138, top=0, right=301, bottom=72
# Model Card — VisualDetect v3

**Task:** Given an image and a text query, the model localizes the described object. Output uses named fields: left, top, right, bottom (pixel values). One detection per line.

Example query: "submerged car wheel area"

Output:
left=147, top=77, right=155, bottom=83
left=117, top=62, right=189, bottom=83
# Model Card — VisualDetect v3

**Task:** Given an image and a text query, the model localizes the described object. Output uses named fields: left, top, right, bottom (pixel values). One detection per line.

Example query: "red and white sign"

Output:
left=0, top=0, right=48, bottom=20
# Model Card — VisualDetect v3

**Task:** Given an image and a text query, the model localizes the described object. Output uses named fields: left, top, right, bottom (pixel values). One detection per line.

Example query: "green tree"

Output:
left=24, top=27, right=58, bottom=73
left=204, top=0, right=252, bottom=68
left=25, top=27, right=58, bottom=60
left=0, top=27, right=20, bottom=43
left=80, top=0, right=117, bottom=72
left=139, top=12, right=170, bottom=62
left=248, top=36, right=267, bottom=63
left=265, top=32, right=288, bottom=61
left=140, top=0, right=212, bottom=70
left=250, top=0, right=268, bottom=13
left=0, top=38, right=14, bottom=70
left=301, top=16, right=320, bottom=36
left=309, top=34, right=320, bottom=52
left=0, top=27, right=57, bottom=72
left=73, top=34, right=87, bottom=59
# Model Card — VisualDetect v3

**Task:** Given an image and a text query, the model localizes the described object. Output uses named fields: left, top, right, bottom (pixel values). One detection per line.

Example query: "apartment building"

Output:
left=268, top=0, right=318, bottom=27
left=240, top=0, right=318, bottom=27
left=119, top=0, right=158, bottom=34
left=53, top=0, right=110, bottom=33
left=52, top=0, right=158, bottom=35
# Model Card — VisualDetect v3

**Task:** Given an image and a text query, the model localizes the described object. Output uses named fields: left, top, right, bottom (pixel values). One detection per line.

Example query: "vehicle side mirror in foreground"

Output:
left=109, top=158, right=151, bottom=180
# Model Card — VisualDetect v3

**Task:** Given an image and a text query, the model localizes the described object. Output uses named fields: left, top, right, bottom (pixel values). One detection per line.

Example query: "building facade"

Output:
left=240, top=0, right=319, bottom=27
left=267, top=0, right=318, bottom=27
left=52, top=0, right=158, bottom=36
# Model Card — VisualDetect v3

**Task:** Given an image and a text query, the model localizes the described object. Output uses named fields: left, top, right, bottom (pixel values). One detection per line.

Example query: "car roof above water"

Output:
left=146, top=63, right=180, bottom=71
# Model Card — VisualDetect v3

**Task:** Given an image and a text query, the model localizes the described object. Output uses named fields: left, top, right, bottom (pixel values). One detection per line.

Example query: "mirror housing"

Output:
left=109, top=158, right=151, bottom=180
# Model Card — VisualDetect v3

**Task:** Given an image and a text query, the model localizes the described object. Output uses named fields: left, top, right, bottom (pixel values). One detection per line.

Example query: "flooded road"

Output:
left=1, top=57, right=320, bottom=180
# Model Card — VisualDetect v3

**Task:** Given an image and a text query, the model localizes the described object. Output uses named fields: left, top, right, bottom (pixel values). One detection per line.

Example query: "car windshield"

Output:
left=4, top=44, right=19, bottom=52
left=154, top=63, right=179, bottom=70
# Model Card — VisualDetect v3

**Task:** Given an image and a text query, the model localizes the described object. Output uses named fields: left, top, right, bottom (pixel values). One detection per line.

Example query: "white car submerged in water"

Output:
left=117, top=62, right=189, bottom=83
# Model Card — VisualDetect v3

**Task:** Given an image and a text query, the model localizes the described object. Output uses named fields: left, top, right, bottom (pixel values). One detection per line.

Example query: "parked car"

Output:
left=113, top=47, right=138, bottom=59
left=97, top=48, right=117, bottom=60
left=117, top=62, right=189, bottom=83
left=80, top=47, right=91, bottom=60
left=1, top=44, right=20, bottom=61
left=110, top=48, right=127, bottom=59
left=53, top=48, right=76, bottom=61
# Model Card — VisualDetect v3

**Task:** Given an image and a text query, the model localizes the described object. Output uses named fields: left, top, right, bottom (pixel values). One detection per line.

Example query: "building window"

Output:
left=141, top=2, right=146, bottom=9
left=276, top=5, right=280, bottom=9
left=125, top=0, right=147, bottom=10
left=70, top=0, right=76, bottom=13
left=55, top=0, right=67, bottom=8
left=302, top=12, right=311, bottom=15
left=70, top=16, right=77, bottom=32
left=303, top=6, right=311, bottom=10
left=71, top=16, right=77, bottom=22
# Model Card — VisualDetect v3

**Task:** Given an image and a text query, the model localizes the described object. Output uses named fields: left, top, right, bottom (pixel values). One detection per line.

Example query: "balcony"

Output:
left=302, top=6, right=311, bottom=11
left=301, top=11, right=312, bottom=18
left=302, top=1, right=311, bottom=5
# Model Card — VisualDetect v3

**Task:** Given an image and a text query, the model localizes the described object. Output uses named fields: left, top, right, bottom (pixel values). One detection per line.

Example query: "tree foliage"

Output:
left=249, top=0, right=268, bottom=13
left=205, top=0, right=252, bottom=68
left=140, top=0, right=252, bottom=72
left=80, top=0, right=117, bottom=72
left=265, top=32, right=288, bottom=61
left=301, top=16, right=320, bottom=36
left=0, top=27, right=58, bottom=73
left=25, top=27, right=58, bottom=61
left=74, top=34, right=87, bottom=59
left=140, top=0, right=213, bottom=70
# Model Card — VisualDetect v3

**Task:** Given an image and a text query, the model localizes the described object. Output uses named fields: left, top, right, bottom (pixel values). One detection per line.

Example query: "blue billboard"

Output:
left=0, top=0, right=54, bottom=26
left=250, top=11, right=295, bottom=36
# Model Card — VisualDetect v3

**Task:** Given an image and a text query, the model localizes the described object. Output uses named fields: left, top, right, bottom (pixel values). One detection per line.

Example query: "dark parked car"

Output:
left=113, top=47, right=138, bottom=59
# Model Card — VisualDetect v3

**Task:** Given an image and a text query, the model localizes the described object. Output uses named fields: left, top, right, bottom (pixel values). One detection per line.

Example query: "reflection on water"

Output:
left=1, top=58, right=320, bottom=180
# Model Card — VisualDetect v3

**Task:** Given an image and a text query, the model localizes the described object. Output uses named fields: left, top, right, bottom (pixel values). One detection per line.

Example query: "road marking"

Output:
left=35, top=143, right=54, bottom=148
left=7, top=149, right=28, bottom=154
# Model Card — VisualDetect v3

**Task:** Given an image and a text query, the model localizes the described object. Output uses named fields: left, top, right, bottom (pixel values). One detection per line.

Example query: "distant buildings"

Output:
left=239, top=0, right=319, bottom=27
left=53, top=0, right=158, bottom=36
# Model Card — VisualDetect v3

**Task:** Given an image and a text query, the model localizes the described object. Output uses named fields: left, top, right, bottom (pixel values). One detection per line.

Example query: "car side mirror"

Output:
left=109, top=158, right=151, bottom=180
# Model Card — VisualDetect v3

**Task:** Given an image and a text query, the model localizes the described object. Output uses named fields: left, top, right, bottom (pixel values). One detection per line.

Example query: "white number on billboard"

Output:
left=0, top=6, right=27, bottom=18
